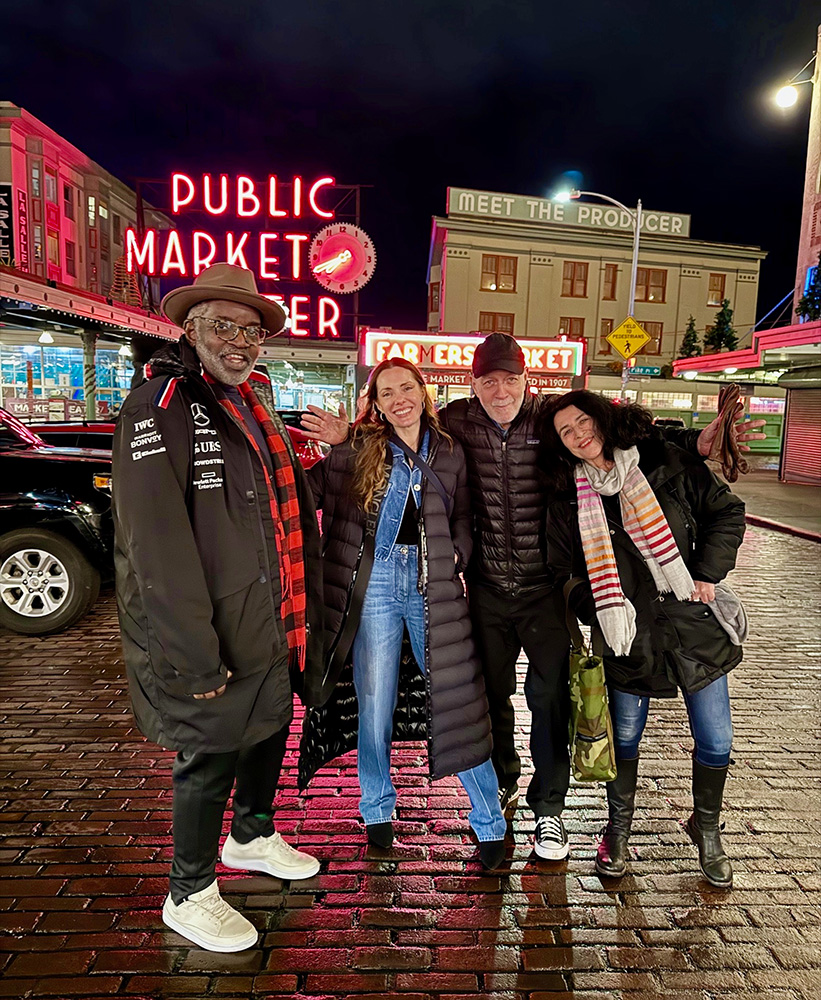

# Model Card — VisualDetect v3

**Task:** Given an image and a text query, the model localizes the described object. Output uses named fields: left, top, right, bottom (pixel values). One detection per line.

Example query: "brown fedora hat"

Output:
left=160, top=262, right=287, bottom=334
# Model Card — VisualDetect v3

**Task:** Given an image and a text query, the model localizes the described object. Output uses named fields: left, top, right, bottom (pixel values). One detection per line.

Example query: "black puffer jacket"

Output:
left=299, top=427, right=492, bottom=786
left=547, top=439, right=746, bottom=698
left=113, top=340, right=325, bottom=753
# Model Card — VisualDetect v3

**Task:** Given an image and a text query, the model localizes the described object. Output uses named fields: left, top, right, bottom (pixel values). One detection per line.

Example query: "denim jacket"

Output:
left=374, top=430, right=430, bottom=559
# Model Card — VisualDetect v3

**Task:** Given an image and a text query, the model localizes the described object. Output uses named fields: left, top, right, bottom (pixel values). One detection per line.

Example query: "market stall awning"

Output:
left=672, top=319, right=821, bottom=380
left=0, top=263, right=179, bottom=340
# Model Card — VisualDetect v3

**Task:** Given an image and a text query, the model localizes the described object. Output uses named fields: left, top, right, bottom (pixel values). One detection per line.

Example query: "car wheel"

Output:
left=0, top=529, right=101, bottom=636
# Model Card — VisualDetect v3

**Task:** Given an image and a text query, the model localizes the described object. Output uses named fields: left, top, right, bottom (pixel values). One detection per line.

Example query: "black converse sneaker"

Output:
left=534, top=815, right=570, bottom=860
left=498, top=782, right=520, bottom=813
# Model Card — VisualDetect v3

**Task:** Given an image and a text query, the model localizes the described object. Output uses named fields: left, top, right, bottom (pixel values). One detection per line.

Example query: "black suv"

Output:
left=0, top=407, right=113, bottom=636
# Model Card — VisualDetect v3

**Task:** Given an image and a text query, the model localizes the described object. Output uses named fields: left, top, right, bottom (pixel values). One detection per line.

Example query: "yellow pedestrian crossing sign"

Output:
left=606, top=317, right=651, bottom=360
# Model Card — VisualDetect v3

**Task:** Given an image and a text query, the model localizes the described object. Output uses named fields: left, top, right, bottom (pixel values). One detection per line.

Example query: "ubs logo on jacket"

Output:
left=191, top=403, right=225, bottom=491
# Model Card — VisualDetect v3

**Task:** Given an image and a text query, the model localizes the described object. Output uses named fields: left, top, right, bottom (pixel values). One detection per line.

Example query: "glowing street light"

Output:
left=553, top=188, right=642, bottom=401
left=775, top=84, right=800, bottom=108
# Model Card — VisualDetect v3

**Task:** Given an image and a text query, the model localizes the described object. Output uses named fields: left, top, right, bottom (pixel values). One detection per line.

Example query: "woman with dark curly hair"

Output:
left=540, top=390, right=746, bottom=887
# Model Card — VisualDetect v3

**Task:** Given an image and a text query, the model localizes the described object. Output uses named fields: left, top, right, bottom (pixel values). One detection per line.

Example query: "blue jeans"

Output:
left=609, top=675, right=733, bottom=768
left=352, top=544, right=507, bottom=842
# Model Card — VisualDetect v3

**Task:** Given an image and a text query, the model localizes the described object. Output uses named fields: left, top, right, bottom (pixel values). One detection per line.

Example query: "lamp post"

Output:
left=555, top=189, right=643, bottom=400
left=773, top=25, right=820, bottom=322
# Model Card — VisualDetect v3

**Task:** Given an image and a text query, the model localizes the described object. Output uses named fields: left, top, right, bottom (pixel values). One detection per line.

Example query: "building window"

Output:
left=63, top=183, right=74, bottom=221
left=480, top=254, right=517, bottom=292
left=30, top=162, right=42, bottom=198
left=642, top=390, right=692, bottom=410
left=47, top=229, right=60, bottom=265
left=429, top=282, right=440, bottom=312
left=65, top=240, right=76, bottom=277
left=99, top=202, right=109, bottom=220
left=88, top=195, right=96, bottom=228
left=635, top=267, right=667, bottom=303
left=113, top=214, right=122, bottom=244
left=599, top=318, right=613, bottom=355
left=561, top=261, right=589, bottom=297
left=602, top=263, right=618, bottom=300
left=696, top=395, right=719, bottom=412
left=707, top=272, right=725, bottom=306
left=478, top=311, right=514, bottom=334
left=33, top=225, right=43, bottom=262
left=638, top=321, right=663, bottom=355
left=749, top=397, right=785, bottom=414
left=558, top=316, right=585, bottom=340
left=44, top=168, right=58, bottom=204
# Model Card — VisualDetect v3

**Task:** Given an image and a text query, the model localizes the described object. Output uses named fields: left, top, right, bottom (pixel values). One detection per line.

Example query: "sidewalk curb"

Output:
left=746, top=513, right=821, bottom=543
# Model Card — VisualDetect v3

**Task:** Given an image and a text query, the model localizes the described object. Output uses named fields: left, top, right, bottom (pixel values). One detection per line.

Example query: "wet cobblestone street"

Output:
left=1, top=525, right=819, bottom=999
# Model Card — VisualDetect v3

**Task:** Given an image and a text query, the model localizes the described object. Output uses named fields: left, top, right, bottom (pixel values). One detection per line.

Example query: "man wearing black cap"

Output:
left=303, top=331, right=765, bottom=862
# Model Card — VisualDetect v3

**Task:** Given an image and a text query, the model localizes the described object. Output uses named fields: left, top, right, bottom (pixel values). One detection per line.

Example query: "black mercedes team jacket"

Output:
left=112, top=341, right=324, bottom=753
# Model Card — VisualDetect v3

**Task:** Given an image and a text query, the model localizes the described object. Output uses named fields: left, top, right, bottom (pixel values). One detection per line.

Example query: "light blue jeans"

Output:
left=352, top=544, right=507, bottom=842
left=610, top=674, right=733, bottom=768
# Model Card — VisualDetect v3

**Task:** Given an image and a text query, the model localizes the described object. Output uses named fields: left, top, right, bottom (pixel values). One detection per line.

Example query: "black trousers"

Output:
left=169, top=722, right=289, bottom=904
left=469, top=583, right=571, bottom=818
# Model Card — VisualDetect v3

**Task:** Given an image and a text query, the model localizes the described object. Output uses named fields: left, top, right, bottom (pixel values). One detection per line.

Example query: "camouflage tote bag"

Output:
left=564, top=579, right=617, bottom=783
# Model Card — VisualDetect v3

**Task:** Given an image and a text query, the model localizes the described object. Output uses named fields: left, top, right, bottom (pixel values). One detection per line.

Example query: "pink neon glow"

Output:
left=309, top=178, right=335, bottom=219
left=203, top=174, right=229, bottom=215
left=172, top=174, right=196, bottom=213
left=193, top=231, right=217, bottom=274
left=226, top=232, right=251, bottom=269
left=161, top=231, right=188, bottom=275
left=313, top=249, right=353, bottom=275
left=318, top=297, right=341, bottom=338
left=125, top=228, right=156, bottom=272
left=285, top=233, right=308, bottom=279
left=289, top=296, right=311, bottom=336
left=259, top=234, right=279, bottom=279
left=237, top=176, right=261, bottom=217
left=293, top=177, right=303, bottom=217
left=267, top=175, right=287, bottom=218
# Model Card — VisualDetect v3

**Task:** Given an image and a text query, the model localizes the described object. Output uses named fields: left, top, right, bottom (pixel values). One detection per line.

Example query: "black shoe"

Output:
left=595, top=822, right=630, bottom=878
left=478, top=838, right=506, bottom=870
left=366, top=822, right=394, bottom=849
left=534, top=815, right=570, bottom=860
left=686, top=760, right=733, bottom=889
left=595, top=757, right=639, bottom=878
left=498, top=782, right=520, bottom=814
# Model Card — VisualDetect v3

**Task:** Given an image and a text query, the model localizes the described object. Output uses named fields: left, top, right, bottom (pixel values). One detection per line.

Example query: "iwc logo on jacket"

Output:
left=130, top=416, right=166, bottom=462
left=191, top=403, right=226, bottom=492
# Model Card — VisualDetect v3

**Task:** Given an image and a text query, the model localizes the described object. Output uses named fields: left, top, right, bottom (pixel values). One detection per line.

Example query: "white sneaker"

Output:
left=162, top=880, right=257, bottom=953
left=221, top=831, right=320, bottom=880
left=534, top=815, right=570, bottom=860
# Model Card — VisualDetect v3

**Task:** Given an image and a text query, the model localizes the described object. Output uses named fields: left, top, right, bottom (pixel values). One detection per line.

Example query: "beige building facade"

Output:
left=427, top=187, right=766, bottom=373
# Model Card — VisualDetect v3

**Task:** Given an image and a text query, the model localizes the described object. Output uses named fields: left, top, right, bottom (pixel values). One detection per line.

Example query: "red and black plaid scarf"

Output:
left=203, top=374, right=307, bottom=671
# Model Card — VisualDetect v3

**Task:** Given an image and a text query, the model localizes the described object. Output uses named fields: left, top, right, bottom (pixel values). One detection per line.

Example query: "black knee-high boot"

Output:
left=685, top=759, right=732, bottom=888
left=595, top=757, right=639, bottom=878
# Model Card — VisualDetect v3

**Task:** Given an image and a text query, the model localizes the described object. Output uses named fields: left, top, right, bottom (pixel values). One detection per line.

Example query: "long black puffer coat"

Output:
left=298, top=426, right=493, bottom=787
left=547, top=438, right=746, bottom=698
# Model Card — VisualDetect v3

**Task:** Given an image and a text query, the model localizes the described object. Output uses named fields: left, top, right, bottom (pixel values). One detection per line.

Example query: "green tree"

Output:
left=678, top=315, right=702, bottom=358
left=703, top=299, right=738, bottom=353
left=796, top=252, right=821, bottom=322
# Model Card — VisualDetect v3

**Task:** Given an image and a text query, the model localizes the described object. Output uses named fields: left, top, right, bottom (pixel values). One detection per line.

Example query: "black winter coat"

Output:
left=546, top=439, right=746, bottom=698
left=299, top=428, right=492, bottom=786
left=112, top=341, right=325, bottom=753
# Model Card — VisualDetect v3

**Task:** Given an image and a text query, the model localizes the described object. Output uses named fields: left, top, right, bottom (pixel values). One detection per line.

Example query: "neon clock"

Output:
left=310, top=224, right=376, bottom=294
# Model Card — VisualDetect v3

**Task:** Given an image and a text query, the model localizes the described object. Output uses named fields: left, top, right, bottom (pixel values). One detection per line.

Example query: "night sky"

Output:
left=3, top=0, right=819, bottom=331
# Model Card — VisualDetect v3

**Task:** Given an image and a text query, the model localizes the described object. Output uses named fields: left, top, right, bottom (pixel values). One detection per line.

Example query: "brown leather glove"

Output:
left=711, top=384, right=750, bottom=483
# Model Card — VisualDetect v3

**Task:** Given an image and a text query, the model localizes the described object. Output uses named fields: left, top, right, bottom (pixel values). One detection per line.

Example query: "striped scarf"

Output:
left=205, top=374, right=307, bottom=672
left=575, top=446, right=694, bottom=657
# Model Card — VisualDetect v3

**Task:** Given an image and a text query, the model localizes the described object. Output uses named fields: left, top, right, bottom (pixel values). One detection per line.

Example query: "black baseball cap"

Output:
left=472, top=333, right=526, bottom=378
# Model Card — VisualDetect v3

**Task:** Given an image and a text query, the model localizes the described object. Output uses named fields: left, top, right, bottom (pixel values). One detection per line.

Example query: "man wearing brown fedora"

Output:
left=113, top=263, right=326, bottom=952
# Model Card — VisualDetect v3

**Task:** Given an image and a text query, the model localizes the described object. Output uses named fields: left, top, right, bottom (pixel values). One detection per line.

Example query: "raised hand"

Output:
left=301, top=403, right=350, bottom=446
left=697, top=415, right=767, bottom=459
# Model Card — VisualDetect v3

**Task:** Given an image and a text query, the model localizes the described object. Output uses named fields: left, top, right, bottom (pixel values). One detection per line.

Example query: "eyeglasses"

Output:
left=189, top=317, right=273, bottom=345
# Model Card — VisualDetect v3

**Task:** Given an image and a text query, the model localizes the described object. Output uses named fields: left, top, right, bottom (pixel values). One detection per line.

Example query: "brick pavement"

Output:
left=0, top=524, right=819, bottom=999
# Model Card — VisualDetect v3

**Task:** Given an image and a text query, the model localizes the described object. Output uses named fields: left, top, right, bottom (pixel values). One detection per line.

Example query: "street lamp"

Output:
left=553, top=188, right=643, bottom=400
